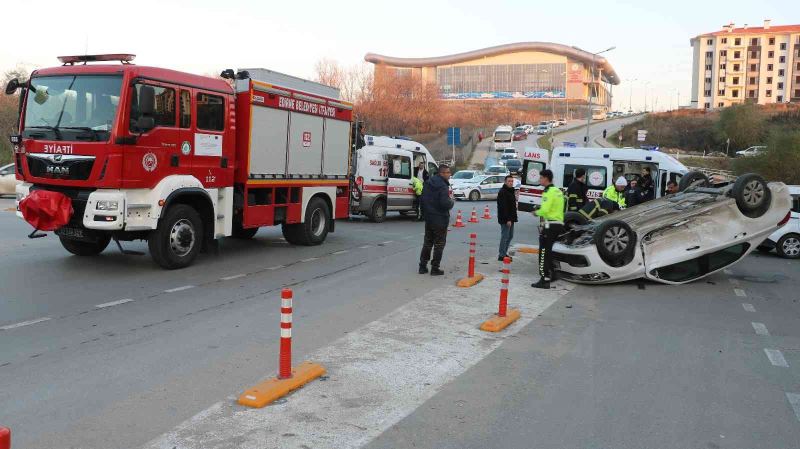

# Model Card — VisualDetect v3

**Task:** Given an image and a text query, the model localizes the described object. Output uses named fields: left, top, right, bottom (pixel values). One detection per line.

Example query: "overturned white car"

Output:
left=553, top=172, right=793, bottom=284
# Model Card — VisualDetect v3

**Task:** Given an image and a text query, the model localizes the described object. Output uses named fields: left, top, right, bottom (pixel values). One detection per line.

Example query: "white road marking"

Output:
left=95, top=299, right=134, bottom=309
left=164, top=285, right=194, bottom=293
left=300, top=257, right=319, bottom=263
left=220, top=274, right=246, bottom=281
left=734, top=288, right=746, bottom=297
left=786, top=393, right=800, bottom=422
left=403, top=235, right=414, bottom=239
left=381, top=240, right=394, bottom=245
left=723, top=269, right=733, bottom=275
left=145, top=259, right=573, bottom=449
left=751, top=322, right=770, bottom=336
left=331, top=250, right=349, bottom=255
left=742, top=303, right=756, bottom=313
left=359, top=245, right=372, bottom=249
left=0, top=316, right=52, bottom=331
left=764, top=349, right=789, bottom=368
left=267, top=265, right=285, bottom=270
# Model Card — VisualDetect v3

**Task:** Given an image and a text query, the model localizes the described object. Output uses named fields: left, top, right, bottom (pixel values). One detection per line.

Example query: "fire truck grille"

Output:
left=27, top=155, right=95, bottom=181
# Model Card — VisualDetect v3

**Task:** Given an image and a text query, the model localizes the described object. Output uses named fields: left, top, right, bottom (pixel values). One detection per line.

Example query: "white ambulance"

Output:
left=351, top=135, right=437, bottom=222
left=493, top=125, right=513, bottom=151
left=518, top=146, right=689, bottom=212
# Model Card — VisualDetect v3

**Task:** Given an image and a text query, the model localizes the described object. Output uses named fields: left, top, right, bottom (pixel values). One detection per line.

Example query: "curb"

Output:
left=238, top=361, right=326, bottom=408
left=480, top=309, right=521, bottom=332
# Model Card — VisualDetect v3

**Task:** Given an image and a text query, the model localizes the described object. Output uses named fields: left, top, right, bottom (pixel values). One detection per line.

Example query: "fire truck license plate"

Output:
left=57, top=226, right=85, bottom=239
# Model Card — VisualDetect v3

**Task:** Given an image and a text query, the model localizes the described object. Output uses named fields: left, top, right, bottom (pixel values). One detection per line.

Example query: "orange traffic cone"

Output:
left=454, top=210, right=465, bottom=227
left=482, top=205, right=492, bottom=219
left=469, top=207, right=479, bottom=223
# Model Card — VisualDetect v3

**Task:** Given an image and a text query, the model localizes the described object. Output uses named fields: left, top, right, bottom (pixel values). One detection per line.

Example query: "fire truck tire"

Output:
left=149, top=204, right=204, bottom=269
left=369, top=198, right=386, bottom=223
left=302, top=197, right=330, bottom=245
left=59, top=235, right=111, bottom=256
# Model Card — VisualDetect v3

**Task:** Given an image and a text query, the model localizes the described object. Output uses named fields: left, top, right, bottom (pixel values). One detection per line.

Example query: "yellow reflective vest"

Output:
left=411, top=176, right=423, bottom=195
left=602, top=185, right=626, bottom=208
left=536, top=185, right=564, bottom=223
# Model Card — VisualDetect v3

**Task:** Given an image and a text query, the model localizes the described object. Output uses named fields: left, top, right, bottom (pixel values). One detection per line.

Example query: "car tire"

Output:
left=469, top=190, right=481, bottom=201
left=369, top=198, right=386, bottom=223
left=594, top=219, right=637, bottom=268
left=59, top=234, right=111, bottom=256
left=731, top=173, right=771, bottom=218
left=776, top=234, right=800, bottom=259
left=148, top=204, right=203, bottom=269
left=564, top=211, right=589, bottom=230
left=678, top=170, right=709, bottom=192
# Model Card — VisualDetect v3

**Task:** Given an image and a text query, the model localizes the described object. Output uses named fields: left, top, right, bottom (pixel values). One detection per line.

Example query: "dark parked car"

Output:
left=512, top=130, right=527, bottom=141
left=504, top=158, right=522, bottom=175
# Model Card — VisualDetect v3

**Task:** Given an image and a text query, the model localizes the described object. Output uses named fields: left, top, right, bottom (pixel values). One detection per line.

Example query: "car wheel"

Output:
left=594, top=219, right=637, bottom=267
left=369, top=198, right=386, bottom=223
left=678, top=170, right=709, bottom=192
left=469, top=190, right=480, bottom=201
left=732, top=173, right=771, bottom=218
left=59, top=234, right=111, bottom=256
left=776, top=234, right=800, bottom=259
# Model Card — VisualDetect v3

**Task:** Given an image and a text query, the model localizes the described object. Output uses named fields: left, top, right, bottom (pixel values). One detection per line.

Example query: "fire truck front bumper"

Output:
left=17, top=184, right=126, bottom=232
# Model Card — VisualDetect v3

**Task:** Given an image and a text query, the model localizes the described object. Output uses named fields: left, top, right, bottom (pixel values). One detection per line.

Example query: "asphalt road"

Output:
left=2, top=194, right=800, bottom=448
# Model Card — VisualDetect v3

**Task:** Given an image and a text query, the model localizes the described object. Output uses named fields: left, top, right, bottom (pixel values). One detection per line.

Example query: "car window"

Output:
left=651, top=243, right=749, bottom=282
left=388, top=155, right=411, bottom=179
left=428, top=162, right=438, bottom=175
left=523, top=160, right=545, bottom=185
left=130, top=83, right=176, bottom=130
left=563, top=164, right=607, bottom=189
left=0, top=164, right=13, bottom=176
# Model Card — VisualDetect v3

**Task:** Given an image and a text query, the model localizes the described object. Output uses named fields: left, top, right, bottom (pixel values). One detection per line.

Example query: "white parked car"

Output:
left=453, top=174, right=519, bottom=201
left=450, top=170, right=481, bottom=188
left=758, top=185, right=800, bottom=259
left=522, top=124, right=534, bottom=134
left=735, top=146, right=766, bottom=157
left=484, top=165, right=510, bottom=176
left=557, top=118, right=567, bottom=126
left=0, top=163, right=18, bottom=197
left=553, top=172, right=793, bottom=284
left=536, top=125, right=549, bottom=135
left=502, top=148, right=519, bottom=158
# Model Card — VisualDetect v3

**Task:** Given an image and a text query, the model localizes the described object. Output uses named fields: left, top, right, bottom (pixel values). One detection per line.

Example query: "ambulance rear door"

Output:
left=386, top=150, right=414, bottom=210
left=518, top=147, right=548, bottom=212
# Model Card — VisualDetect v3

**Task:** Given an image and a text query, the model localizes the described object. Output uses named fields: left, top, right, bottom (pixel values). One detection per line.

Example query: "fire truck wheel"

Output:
left=369, top=198, right=386, bottom=223
left=149, top=204, right=204, bottom=269
left=59, top=235, right=111, bottom=256
left=302, top=197, right=330, bottom=245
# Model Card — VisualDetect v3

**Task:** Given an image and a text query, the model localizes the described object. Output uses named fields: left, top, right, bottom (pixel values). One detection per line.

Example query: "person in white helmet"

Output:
left=602, top=176, right=628, bottom=209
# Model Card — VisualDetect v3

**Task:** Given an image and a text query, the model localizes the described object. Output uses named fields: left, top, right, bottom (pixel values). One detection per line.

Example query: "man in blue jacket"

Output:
left=419, top=165, right=454, bottom=275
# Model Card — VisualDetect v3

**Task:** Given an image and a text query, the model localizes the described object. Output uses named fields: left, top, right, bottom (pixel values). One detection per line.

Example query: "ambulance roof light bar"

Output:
left=57, top=54, right=136, bottom=65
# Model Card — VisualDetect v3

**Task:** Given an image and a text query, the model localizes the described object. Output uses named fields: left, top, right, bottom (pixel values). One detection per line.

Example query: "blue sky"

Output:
left=1, top=0, right=797, bottom=111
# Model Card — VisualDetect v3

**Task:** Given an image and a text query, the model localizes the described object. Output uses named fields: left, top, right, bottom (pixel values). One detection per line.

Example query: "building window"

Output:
left=778, top=82, right=783, bottom=90
left=704, top=90, right=712, bottom=96
left=750, top=63, right=757, bottom=71
left=767, top=64, right=774, bottom=71
left=767, top=77, right=773, bottom=84
left=706, top=51, right=713, bottom=58
left=705, top=64, right=712, bottom=70
left=720, top=63, right=726, bottom=70
left=718, top=102, right=724, bottom=107
left=750, top=51, right=758, bottom=59
left=434, top=62, right=568, bottom=98
left=732, top=77, right=739, bottom=85
left=797, top=63, right=800, bottom=71
left=779, top=56, right=786, bottom=63
left=777, top=95, right=783, bottom=102
left=768, top=50, right=774, bottom=58
left=751, top=38, right=759, bottom=46
left=733, top=64, right=740, bottom=71
left=779, top=69, right=785, bottom=77
left=719, top=77, right=725, bottom=82
left=795, top=89, right=800, bottom=98
left=734, top=51, right=741, bottom=59
left=732, top=90, right=739, bottom=98
left=707, top=39, right=713, bottom=45
left=796, top=76, right=800, bottom=84
left=769, top=37, right=775, bottom=45
left=766, top=90, right=772, bottom=97
left=720, top=50, right=727, bottom=57
left=722, top=38, right=728, bottom=44
left=704, top=77, right=712, bottom=83
left=704, top=102, right=710, bottom=109
left=735, top=38, right=741, bottom=45
left=749, top=77, right=756, bottom=84
left=718, top=89, right=725, bottom=95
left=748, top=90, right=756, bottom=98
left=780, top=43, right=787, bottom=50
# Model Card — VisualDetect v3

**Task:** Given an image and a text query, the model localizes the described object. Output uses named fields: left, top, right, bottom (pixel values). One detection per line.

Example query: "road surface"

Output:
left=1, top=195, right=799, bottom=448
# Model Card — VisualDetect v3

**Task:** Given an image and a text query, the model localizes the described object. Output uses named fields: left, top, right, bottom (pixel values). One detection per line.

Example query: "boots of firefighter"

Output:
left=531, top=278, right=550, bottom=289
left=418, top=264, right=429, bottom=274
left=430, top=266, right=445, bottom=276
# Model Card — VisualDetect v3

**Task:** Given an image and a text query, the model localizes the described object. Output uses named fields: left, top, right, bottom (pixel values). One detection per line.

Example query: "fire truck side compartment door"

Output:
left=287, top=112, right=323, bottom=175
left=323, top=118, right=350, bottom=176
left=249, top=106, right=289, bottom=176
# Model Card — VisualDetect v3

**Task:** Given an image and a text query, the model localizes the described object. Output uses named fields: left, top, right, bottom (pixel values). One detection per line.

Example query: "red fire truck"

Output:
left=5, top=54, right=353, bottom=269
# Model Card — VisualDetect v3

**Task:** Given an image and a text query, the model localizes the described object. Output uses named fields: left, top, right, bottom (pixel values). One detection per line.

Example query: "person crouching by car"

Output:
left=419, top=165, right=454, bottom=276
left=496, top=175, right=518, bottom=262
left=532, top=169, right=564, bottom=289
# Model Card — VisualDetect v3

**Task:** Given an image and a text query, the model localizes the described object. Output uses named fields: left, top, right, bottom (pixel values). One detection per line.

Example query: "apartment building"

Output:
left=690, top=20, right=800, bottom=109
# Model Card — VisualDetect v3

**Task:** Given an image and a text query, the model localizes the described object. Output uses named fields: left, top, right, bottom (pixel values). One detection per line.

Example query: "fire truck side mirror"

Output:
left=139, top=85, right=155, bottom=115
left=136, top=116, right=155, bottom=133
left=5, top=78, right=20, bottom=95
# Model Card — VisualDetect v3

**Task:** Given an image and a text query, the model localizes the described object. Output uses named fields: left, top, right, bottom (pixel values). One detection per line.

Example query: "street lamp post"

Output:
left=625, top=78, right=637, bottom=113
left=642, top=81, right=651, bottom=112
left=584, top=46, right=616, bottom=147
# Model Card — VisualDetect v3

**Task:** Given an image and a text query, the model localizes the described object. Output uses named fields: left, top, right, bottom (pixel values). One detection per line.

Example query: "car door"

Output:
left=480, top=176, right=503, bottom=199
left=386, top=151, right=413, bottom=210
left=191, top=90, right=231, bottom=189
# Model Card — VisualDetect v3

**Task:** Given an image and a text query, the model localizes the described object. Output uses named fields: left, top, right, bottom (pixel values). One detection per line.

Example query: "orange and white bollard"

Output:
left=238, top=288, right=326, bottom=408
left=469, top=207, right=479, bottom=223
left=457, top=233, right=484, bottom=287
left=279, top=288, right=293, bottom=379
left=479, top=256, right=521, bottom=331
left=0, top=426, right=9, bottom=449
left=482, top=204, right=492, bottom=219
left=453, top=210, right=465, bottom=227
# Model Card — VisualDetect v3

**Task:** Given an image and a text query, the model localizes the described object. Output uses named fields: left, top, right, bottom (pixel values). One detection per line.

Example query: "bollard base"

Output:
left=238, top=361, right=326, bottom=408
left=516, top=246, right=539, bottom=254
left=480, top=308, right=521, bottom=332
left=456, top=273, right=485, bottom=288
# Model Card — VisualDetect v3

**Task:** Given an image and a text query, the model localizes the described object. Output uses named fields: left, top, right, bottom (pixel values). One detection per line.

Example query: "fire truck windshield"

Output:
left=24, top=75, right=122, bottom=142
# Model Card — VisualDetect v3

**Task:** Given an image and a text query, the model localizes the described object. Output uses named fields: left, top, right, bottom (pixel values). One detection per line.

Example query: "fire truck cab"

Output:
left=7, top=54, right=352, bottom=269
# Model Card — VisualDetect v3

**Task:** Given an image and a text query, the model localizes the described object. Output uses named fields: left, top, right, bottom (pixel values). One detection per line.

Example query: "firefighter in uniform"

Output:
left=532, top=169, right=564, bottom=289
left=566, top=168, right=588, bottom=212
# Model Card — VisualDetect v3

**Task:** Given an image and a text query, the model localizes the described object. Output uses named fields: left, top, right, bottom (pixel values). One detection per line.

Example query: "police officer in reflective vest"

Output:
left=411, top=175, right=424, bottom=220
left=532, top=169, right=564, bottom=289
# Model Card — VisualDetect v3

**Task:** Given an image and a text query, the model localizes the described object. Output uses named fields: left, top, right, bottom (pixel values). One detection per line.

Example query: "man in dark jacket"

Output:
left=639, top=167, right=655, bottom=202
left=496, top=175, right=518, bottom=261
left=625, top=178, right=642, bottom=208
left=419, top=165, right=454, bottom=275
left=566, top=168, right=589, bottom=212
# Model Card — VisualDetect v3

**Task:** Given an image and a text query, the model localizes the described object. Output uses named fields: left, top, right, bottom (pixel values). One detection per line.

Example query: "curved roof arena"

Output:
left=365, top=42, right=620, bottom=85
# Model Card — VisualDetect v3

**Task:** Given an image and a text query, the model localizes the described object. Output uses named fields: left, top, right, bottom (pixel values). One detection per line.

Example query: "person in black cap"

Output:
left=566, top=168, right=588, bottom=212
